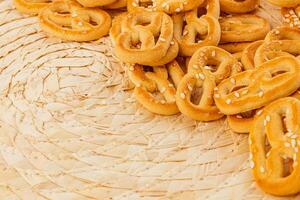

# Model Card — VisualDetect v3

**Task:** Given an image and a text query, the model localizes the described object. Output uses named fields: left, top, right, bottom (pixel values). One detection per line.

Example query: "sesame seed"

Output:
left=198, top=73, right=205, bottom=80
left=78, top=21, right=83, bottom=26
left=214, top=94, right=220, bottom=98
left=187, top=84, right=193, bottom=91
left=214, top=87, right=218, bottom=91
left=256, top=110, right=263, bottom=116
left=161, top=87, right=166, bottom=93
left=159, top=38, right=166, bottom=42
left=266, top=151, right=271, bottom=157
left=211, top=50, right=216, bottom=57
left=183, top=30, right=188, bottom=36
left=284, top=142, right=291, bottom=147
left=169, top=83, right=174, bottom=87
left=161, top=100, right=166, bottom=104
left=234, top=92, right=240, bottom=98
left=193, top=65, right=199, bottom=69
left=292, top=139, right=297, bottom=148
left=266, top=115, right=271, bottom=122
left=170, top=41, right=175, bottom=45
left=236, top=115, right=243, bottom=119
left=293, top=154, right=297, bottom=161
left=242, top=90, right=248, bottom=95
left=230, top=78, right=236, bottom=84
left=260, top=166, right=265, bottom=173
left=180, top=93, right=186, bottom=99
left=258, top=90, right=264, bottom=97
left=226, top=99, right=232, bottom=104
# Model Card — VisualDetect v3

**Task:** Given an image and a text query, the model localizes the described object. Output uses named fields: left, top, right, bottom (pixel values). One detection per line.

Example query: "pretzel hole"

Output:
left=230, top=85, right=247, bottom=93
left=281, top=116, right=288, bottom=134
left=138, top=0, right=154, bottom=8
left=264, top=136, right=271, bottom=158
left=239, top=110, right=256, bottom=119
left=282, top=157, right=294, bottom=177
left=195, top=32, right=207, bottom=43
left=190, top=87, right=203, bottom=105
left=197, top=7, right=207, bottom=18
left=271, top=70, right=288, bottom=78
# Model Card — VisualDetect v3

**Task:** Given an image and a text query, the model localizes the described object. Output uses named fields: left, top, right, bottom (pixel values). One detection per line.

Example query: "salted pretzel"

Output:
left=220, top=0, right=259, bottom=14
left=214, top=56, right=300, bottom=115
left=249, top=97, right=300, bottom=196
left=110, top=11, right=178, bottom=66
left=266, top=0, right=300, bottom=7
left=254, top=40, right=300, bottom=67
left=76, top=0, right=117, bottom=7
left=39, top=0, right=111, bottom=42
left=265, top=27, right=300, bottom=42
left=127, top=61, right=184, bottom=115
left=241, top=40, right=263, bottom=70
left=173, top=13, right=221, bottom=57
left=282, top=6, right=300, bottom=28
left=176, top=46, right=241, bottom=121
left=13, top=0, right=52, bottom=15
left=220, top=15, right=270, bottom=43
left=127, top=0, right=205, bottom=14
left=219, top=42, right=251, bottom=54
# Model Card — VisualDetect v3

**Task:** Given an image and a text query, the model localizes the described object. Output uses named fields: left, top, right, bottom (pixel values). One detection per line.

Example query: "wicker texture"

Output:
left=0, top=0, right=298, bottom=199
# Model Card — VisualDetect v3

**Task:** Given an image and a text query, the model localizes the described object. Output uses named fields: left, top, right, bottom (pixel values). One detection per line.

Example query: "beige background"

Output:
left=0, top=0, right=297, bottom=199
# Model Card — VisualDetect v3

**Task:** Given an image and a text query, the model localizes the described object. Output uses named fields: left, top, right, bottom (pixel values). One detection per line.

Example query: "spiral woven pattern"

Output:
left=0, top=0, right=297, bottom=199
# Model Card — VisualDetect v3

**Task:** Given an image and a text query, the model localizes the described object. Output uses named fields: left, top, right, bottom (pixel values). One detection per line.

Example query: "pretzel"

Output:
left=173, top=13, right=221, bottom=57
left=220, top=15, right=270, bottom=43
left=76, top=0, right=117, bottom=7
left=127, top=0, right=205, bottom=14
left=282, top=6, right=300, bottom=29
left=219, top=42, right=251, bottom=53
left=127, top=61, right=184, bottom=115
left=265, top=27, right=300, bottom=42
left=214, top=56, right=300, bottom=115
left=254, top=40, right=300, bottom=67
left=220, top=0, right=259, bottom=14
left=266, top=0, right=300, bottom=7
left=241, top=40, right=263, bottom=70
left=13, top=0, right=52, bottom=15
left=110, top=11, right=178, bottom=66
left=176, top=46, right=241, bottom=121
left=39, top=0, right=111, bottom=42
left=249, top=97, right=300, bottom=196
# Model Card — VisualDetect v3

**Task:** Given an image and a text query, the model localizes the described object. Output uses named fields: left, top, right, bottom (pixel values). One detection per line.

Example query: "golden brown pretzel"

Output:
left=241, top=40, right=263, bottom=70
left=13, top=0, right=52, bottom=15
left=127, top=0, right=205, bottom=14
left=76, top=0, right=117, bottom=7
left=39, top=0, right=111, bottom=42
left=214, top=56, right=300, bottom=115
left=110, top=11, right=178, bottom=66
left=266, top=0, right=300, bottom=7
left=254, top=40, right=300, bottom=67
left=176, top=46, right=241, bottom=121
left=219, top=42, right=251, bottom=54
left=220, top=0, right=259, bottom=14
left=220, top=15, right=270, bottom=43
left=249, top=97, right=300, bottom=196
left=173, top=14, right=221, bottom=57
left=265, top=26, right=300, bottom=42
left=128, top=61, right=184, bottom=115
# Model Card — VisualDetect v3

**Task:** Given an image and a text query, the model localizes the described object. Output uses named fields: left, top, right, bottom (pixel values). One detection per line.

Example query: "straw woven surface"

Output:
left=0, top=0, right=298, bottom=199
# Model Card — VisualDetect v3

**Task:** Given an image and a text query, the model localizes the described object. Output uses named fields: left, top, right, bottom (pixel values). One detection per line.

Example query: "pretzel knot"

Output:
left=39, top=0, right=111, bottom=42
left=127, top=0, right=205, bottom=14
left=282, top=6, right=300, bottom=29
left=13, top=0, right=52, bottom=15
left=220, top=0, right=259, bottom=13
left=214, top=56, right=300, bottom=115
left=176, top=46, right=241, bottom=121
left=111, top=11, right=178, bottom=66
left=249, top=97, right=300, bottom=196
left=220, top=15, right=270, bottom=43
left=128, top=61, right=184, bottom=115
left=267, top=0, right=300, bottom=7
left=173, top=12, right=221, bottom=57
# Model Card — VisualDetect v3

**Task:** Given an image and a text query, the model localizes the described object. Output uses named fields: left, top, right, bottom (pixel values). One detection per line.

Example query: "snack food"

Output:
left=214, top=56, right=300, bottom=115
left=13, top=0, right=52, bottom=15
left=110, top=11, right=178, bottom=66
left=127, top=0, right=205, bottom=14
left=176, top=46, right=241, bottom=121
left=128, top=61, right=184, bottom=115
left=265, top=26, right=300, bottom=41
left=220, top=0, right=259, bottom=13
left=220, top=15, right=270, bottom=43
left=39, top=0, right=111, bottom=41
left=173, top=13, right=221, bottom=57
left=249, top=97, right=300, bottom=196
left=104, top=0, right=127, bottom=9
left=282, top=6, right=300, bottom=28
left=241, top=40, right=263, bottom=70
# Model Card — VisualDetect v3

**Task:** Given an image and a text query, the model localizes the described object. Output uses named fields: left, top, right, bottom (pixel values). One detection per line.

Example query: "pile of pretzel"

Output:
left=14, top=0, right=300, bottom=197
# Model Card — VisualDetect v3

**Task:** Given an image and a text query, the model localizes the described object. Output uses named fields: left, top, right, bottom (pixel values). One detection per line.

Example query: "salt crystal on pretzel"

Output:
left=214, top=56, right=300, bottom=115
left=39, top=0, right=111, bottom=42
left=250, top=97, right=300, bottom=196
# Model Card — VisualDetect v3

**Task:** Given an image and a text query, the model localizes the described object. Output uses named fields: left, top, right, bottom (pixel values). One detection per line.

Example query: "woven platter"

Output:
left=0, top=0, right=297, bottom=199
